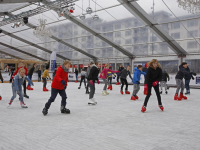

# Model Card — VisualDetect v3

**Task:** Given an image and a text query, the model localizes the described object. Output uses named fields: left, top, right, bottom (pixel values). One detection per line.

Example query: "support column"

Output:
left=77, top=61, right=79, bottom=72
left=15, top=63, right=18, bottom=70
left=72, top=62, right=74, bottom=73
left=101, top=59, right=103, bottom=71
left=122, top=59, right=125, bottom=67
left=1, top=62, right=4, bottom=70
left=130, top=58, right=133, bottom=73
left=178, top=56, right=183, bottom=70
left=115, top=59, right=117, bottom=71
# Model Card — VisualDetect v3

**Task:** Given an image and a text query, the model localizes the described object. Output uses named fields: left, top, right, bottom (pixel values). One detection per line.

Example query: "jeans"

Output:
left=76, top=75, right=78, bottom=81
left=103, top=79, right=107, bottom=90
left=108, top=77, right=112, bottom=86
left=176, top=79, right=184, bottom=94
left=89, top=82, right=95, bottom=99
left=38, top=75, right=41, bottom=82
left=121, top=78, right=128, bottom=91
left=185, top=79, right=190, bottom=92
left=11, top=85, right=24, bottom=102
left=45, top=88, right=67, bottom=109
left=132, top=84, right=140, bottom=96
left=42, top=78, right=47, bottom=88
left=79, top=76, right=86, bottom=87
left=27, top=75, right=32, bottom=86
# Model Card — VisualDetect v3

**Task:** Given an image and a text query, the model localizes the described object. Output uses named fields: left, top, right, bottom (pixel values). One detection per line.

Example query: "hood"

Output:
left=179, top=65, right=184, bottom=70
left=60, top=65, right=69, bottom=73
left=92, top=64, right=97, bottom=68
left=134, top=67, right=140, bottom=72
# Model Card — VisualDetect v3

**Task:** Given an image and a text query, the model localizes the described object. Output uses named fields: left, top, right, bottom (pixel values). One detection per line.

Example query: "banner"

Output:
left=50, top=51, right=57, bottom=72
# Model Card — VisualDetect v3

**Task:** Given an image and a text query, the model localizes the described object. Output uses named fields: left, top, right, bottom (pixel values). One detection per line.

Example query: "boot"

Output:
left=78, top=87, right=81, bottom=89
left=42, top=107, right=48, bottom=116
left=60, top=106, right=70, bottom=114
left=180, top=93, right=187, bottom=100
left=0, top=96, right=2, bottom=100
left=165, top=91, right=168, bottom=94
left=116, top=82, right=120, bottom=85
left=110, top=86, right=113, bottom=91
left=105, top=90, right=109, bottom=95
left=20, top=102, right=28, bottom=108
left=135, top=95, right=139, bottom=99
left=174, top=93, right=181, bottom=101
left=131, top=96, right=136, bottom=100
left=107, top=85, right=111, bottom=90
left=125, top=91, right=130, bottom=94
left=120, top=91, right=124, bottom=95
left=159, top=105, right=164, bottom=111
left=26, top=85, right=31, bottom=90
left=8, top=100, right=13, bottom=107
left=24, top=94, right=29, bottom=99
left=185, top=90, right=190, bottom=95
left=85, top=91, right=89, bottom=94
left=141, top=105, right=146, bottom=113
left=160, top=91, right=162, bottom=94
left=144, top=90, right=147, bottom=95
left=88, top=98, right=97, bottom=105
left=102, top=91, right=107, bottom=96
left=43, top=87, right=47, bottom=92
left=45, top=88, right=49, bottom=91
left=75, top=80, right=78, bottom=83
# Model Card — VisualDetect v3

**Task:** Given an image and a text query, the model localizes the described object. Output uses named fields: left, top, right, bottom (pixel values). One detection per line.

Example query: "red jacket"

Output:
left=11, top=67, right=28, bottom=79
left=51, top=65, right=68, bottom=90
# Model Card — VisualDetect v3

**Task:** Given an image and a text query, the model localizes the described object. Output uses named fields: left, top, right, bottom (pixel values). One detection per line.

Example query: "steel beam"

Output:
left=0, top=50, right=22, bottom=59
left=0, top=0, right=41, bottom=3
left=119, top=0, right=188, bottom=56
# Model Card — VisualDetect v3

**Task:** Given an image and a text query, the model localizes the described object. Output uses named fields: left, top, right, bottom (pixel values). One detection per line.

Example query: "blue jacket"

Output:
left=12, top=74, right=33, bottom=91
left=132, top=67, right=146, bottom=84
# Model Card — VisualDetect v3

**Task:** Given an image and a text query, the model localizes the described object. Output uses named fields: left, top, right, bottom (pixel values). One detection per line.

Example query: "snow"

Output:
left=0, top=82, right=200, bottom=150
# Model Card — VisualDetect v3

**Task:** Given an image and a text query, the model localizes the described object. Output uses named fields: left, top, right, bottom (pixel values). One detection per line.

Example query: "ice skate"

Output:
left=7, top=100, right=13, bottom=108
left=78, top=87, right=80, bottom=89
left=107, top=85, right=111, bottom=90
left=60, top=106, right=70, bottom=114
left=141, top=105, right=146, bottom=113
left=165, top=91, right=168, bottom=94
left=135, top=95, right=139, bottom=99
left=180, top=93, right=187, bottom=100
left=20, top=102, right=28, bottom=108
left=120, top=91, right=124, bottom=95
left=174, top=93, right=181, bottom=101
left=105, top=90, right=109, bottom=95
left=26, top=85, right=31, bottom=90
left=0, top=96, right=2, bottom=100
left=30, top=87, right=33, bottom=90
left=85, top=91, right=89, bottom=94
left=185, top=90, right=190, bottom=95
left=42, top=107, right=48, bottom=116
left=116, top=82, right=120, bottom=85
left=24, top=94, right=29, bottom=99
left=110, top=86, right=113, bottom=91
left=88, top=98, right=97, bottom=105
left=160, top=91, right=162, bottom=94
left=159, top=105, right=164, bottom=111
left=102, top=91, right=107, bottom=96
left=43, top=87, right=48, bottom=91
left=131, top=96, right=136, bottom=100
left=125, top=91, right=130, bottom=94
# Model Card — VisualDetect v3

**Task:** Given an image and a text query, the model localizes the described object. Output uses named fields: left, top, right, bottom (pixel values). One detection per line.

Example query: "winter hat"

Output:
left=46, top=66, right=49, bottom=69
left=144, top=63, right=148, bottom=68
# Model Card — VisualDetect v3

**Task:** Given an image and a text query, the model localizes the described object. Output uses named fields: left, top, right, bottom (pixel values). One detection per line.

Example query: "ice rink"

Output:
left=0, top=82, right=200, bottom=150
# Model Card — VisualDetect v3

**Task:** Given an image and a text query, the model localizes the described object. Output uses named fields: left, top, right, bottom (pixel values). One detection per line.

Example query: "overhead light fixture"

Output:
left=11, top=23, right=16, bottom=28
left=93, top=14, right=99, bottom=21
left=80, top=14, right=86, bottom=20
left=86, top=0, right=93, bottom=14
left=23, top=17, right=28, bottom=24
left=69, top=6, right=75, bottom=13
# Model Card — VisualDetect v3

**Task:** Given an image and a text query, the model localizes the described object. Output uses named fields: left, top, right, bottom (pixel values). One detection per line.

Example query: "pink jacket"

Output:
left=100, top=68, right=118, bottom=79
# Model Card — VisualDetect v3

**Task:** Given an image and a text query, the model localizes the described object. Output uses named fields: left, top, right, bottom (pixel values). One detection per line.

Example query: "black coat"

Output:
left=74, top=70, right=78, bottom=75
left=37, top=70, right=41, bottom=76
left=145, top=67, right=162, bottom=85
left=119, top=69, right=132, bottom=80
left=184, top=67, right=192, bottom=80
left=87, top=65, right=99, bottom=82
left=175, top=65, right=191, bottom=80
left=118, top=67, right=124, bottom=72
left=27, top=67, right=35, bottom=76
left=161, top=72, right=170, bottom=82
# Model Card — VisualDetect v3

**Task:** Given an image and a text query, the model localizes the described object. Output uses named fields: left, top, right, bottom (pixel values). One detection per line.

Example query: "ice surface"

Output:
left=0, top=82, right=200, bottom=150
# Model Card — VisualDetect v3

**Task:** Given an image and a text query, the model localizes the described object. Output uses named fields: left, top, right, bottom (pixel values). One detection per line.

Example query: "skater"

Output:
left=37, top=68, right=42, bottom=82
left=9, top=68, right=14, bottom=83
left=78, top=69, right=86, bottom=89
left=74, top=68, right=78, bottom=83
left=0, top=69, right=3, bottom=100
left=131, top=65, right=146, bottom=100
left=142, top=63, right=148, bottom=95
left=42, top=66, right=51, bottom=91
left=107, top=71, right=116, bottom=91
left=141, top=59, right=163, bottom=113
left=87, top=62, right=101, bottom=105
left=174, top=62, right=196, bottom=100
left=119, top=65, right=132, bottom=95
left=116, top=64, right=124, bottom=85
left=8, top=68, right=34, bottom=108
left=100, top=63, right=118, bottom=96
left=85, top=62, right=94, bottom=94
left=185, top=65, right=194, bottom=95
left=27, top=63, right=37, bottom=90
left=11, top=62, right=29, bottom=98
left=42, top=60, right=71, bottom=116
left=160, top=71, right=170, bottom=94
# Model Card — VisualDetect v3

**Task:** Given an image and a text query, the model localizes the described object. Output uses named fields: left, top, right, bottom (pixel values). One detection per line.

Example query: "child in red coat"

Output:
left=42, top=60, right=71, bottom=116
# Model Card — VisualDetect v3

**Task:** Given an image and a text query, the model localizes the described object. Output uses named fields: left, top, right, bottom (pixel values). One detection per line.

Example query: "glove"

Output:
left=144, top=84, right=148, bottom=91
left=61, top=80, right=66, bottom=86
left=90, top=80, right=94, bottom=86
left=152, top=81, right=159, bottom=87
left=97, top=80, right=100, bottom=84
left=193, top=73, right=197, bottom=76
left=136, top=81, right=140, bottom=84
left=192, top=76, right=195, bottom=80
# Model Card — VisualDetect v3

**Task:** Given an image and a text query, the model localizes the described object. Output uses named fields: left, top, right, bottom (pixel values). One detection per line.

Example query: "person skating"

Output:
left=116, top=65, right=124, bottom=85
left=9, top=68, right=14, bottom=83
left=37, top=68, right=42, bottom=82
left=160, top=71, right=170, bottom=94
left=107, top=71, right=116, bottom=91
left=8, top=68, right=34, bottom=108
left=141, top=59, right=163, bottom=113
left=12, top=62, right=29, bottom=98
left=142, top=63, right=148, bottom=95
left=100, top=63, right=118, bottom=96
left=42, top=60, right=71, bottom=116
left=27, top=63, right=37, bottom=90
left=0, top=69, right=3, bottom=100
left=78, top=69, right=86, bottom=89
left=87, top=62, right=101, bottom=105
left=119, top=65, right=132, bottom=95
left=85, top=62, right=94, bottom=94
left=42, top=66, right=51, bottom=92
left=184, top=65, right=195, bottom=95
left=174, top=62, right=196, bottom=100
left=74, top=68, right=78, bottom=83
left=131, top=65, right=146, bottom=100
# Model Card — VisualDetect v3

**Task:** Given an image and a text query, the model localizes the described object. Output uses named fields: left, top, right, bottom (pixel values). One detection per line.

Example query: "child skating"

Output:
left=131, top=65, right=146, bottom=100
left=160, top=71, right=170, bottom=94
left=42, top=60, right=71, bottom=116
left=8, top=68, right=34, bottom=108
left=141, top=59, right=163, bottom=113
left=107, top=71, right=116, bottom=91
left=27, top=63, right=37, bottom=90
left=116, top=65, right=124, bottom=85
left=142, top=63, right=148, bottom=95
left=78, top=69, right=86, bottom=89
left=85, top=62, right=94, bottom=94
left=42, top=66, right=51, bottom=91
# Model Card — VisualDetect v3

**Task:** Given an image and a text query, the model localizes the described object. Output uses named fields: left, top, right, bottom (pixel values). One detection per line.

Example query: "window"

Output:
left=74, top=31, right=78, bottom=36
left=125, top=39, right=132, bottom=44
left=171, top=32, right=180, bottom=39
left=125, top=21, right=132, bottom=28
left=115, top=40, right=121, bottom=45
left=115, top=24, right=121, bottom=29
left=82, top=37, right=86, bottom=42
left=187, top=20, right=198, bottom=27
left=115, top=32, right=121, bottom=37
left=187, top=30, right=198, bottom=38
left=82, top=30, right=86, bottom=35
left=125, top=31, right=131, bottom=36
left=185, top=59, right=200, bottom=73
left=150, top=36, right=157, bottom=42
left=187, top=41, right=197, bottom=49
left=74, top=38, right=78, bottom=42
left=171, top=22, right=180, bottom=29
left=73, top=52, right=78, bottom=56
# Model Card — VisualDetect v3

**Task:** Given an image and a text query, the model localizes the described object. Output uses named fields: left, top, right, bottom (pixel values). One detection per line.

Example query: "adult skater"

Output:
left=116, top=65, right=124, bottom=85
left=37, top=68, right=42, bottom=82
left=27, top=63, right=37, bottom=90
left=100, top=63, right=118, bottom=96
left=141, top=59, right=163, bottom=113
left=85, top=62, right=94, bottom=94
left=74, top=68, right=78, bottom=83
left=78, top=69, right=86, bottom=89
left=8, top=68, right=34, bottom=108
left=131, top=65, right=146, bottom=100
left=107, top=71, right=116, bottom=91
left=119, top=65, right=132, bottom=95
left=42, top=66, right=51, bottom=91
left=42, top=60, right=71, bottom=116
left=12, top=62, right=29, bottom=98
left=9, top=68, right=14, bottom=83
left=160, top=71, right=170, bottom=94
left=142, top=63, right=148, bottom=95
left=87, top=62, right=101, bottom=105
left=185, top=65, right=194, bottom=95
left=174, top=62, right=196, bottom=100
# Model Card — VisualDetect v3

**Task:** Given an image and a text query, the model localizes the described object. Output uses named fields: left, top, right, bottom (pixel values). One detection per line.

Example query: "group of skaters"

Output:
left=0, top=59, right=197, bottom=115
